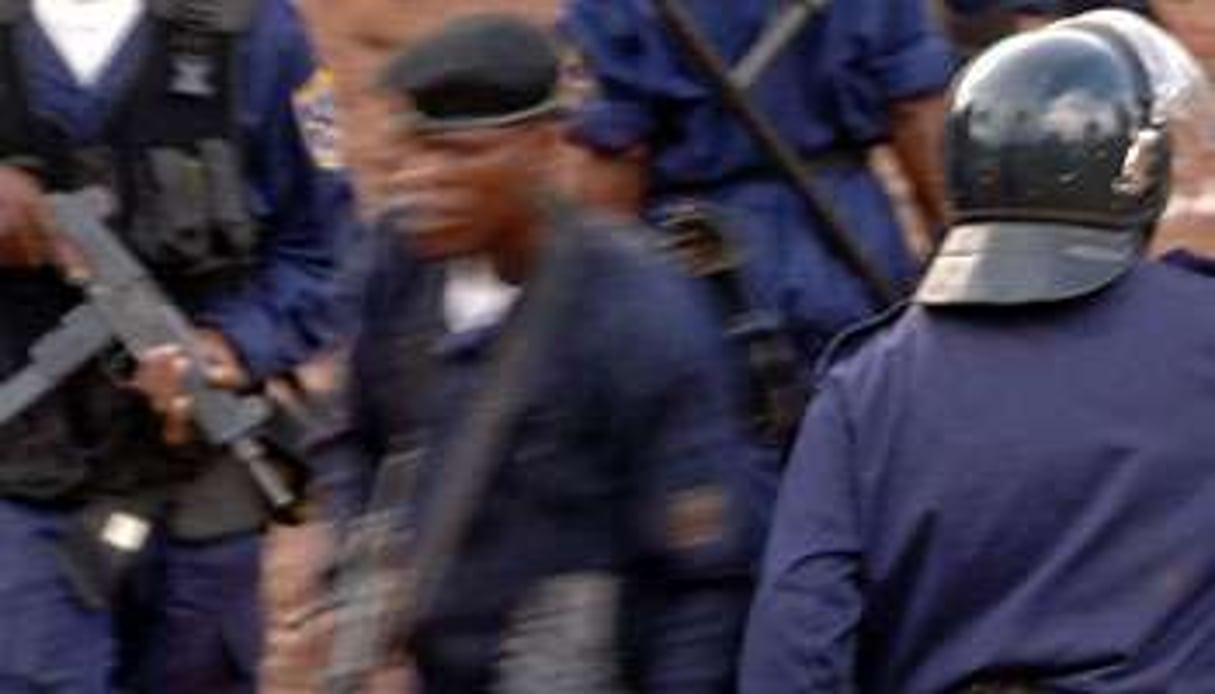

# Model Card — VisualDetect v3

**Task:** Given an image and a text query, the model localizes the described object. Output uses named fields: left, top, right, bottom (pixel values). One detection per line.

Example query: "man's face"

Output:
left=383, top=114, right=548, bottom=260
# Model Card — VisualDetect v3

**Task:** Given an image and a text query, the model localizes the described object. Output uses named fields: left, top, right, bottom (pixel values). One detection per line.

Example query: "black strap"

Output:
left=0, top=0, right=26, bottom=24
left=110, top=0, right=253, bottom=146
left=650, top=0, right=901, bottom=307
left=396, top=194, right=585, bottom=638
left=148, top=0, right=259, bottom=34
left=0, top=0, right=44, bottom=173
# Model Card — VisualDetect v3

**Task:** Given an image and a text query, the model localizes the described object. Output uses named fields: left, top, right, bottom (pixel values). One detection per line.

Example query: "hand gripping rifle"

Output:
left=0, top=188, right=308, bottom=604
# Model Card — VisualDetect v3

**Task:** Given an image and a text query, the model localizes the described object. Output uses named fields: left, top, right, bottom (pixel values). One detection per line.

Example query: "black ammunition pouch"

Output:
left=126, top=139, right=257, bottom=280
left=654, top=202, right=807, bottom=448
left=55, top=491, right=166, bottom=610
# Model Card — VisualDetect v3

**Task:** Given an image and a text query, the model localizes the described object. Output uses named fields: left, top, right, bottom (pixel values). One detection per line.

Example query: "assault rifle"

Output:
left=0, top=188, right=308, bottom=606
left=37, top=188, right=304, bottom=512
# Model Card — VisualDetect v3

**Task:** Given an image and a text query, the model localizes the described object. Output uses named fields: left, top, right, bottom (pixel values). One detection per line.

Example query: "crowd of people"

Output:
left=0, top=0, right=1213, bottom=692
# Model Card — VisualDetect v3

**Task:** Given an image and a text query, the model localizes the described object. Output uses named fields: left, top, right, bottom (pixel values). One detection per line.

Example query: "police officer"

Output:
left=740, top=10, right=1215, bottom=692
left=559, top=0, right=955, bottom=367
left=0, top=0, right=354, bottom=691
left=324, top=14, right=763, bottom=693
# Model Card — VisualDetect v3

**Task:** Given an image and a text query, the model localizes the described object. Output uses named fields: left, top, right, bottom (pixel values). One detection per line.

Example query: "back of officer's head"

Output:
left=918, top=9, right=1214, bottom=306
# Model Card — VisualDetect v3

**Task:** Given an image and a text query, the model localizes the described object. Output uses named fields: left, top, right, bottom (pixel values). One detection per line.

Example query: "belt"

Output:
left=654, top=144, right=869, bottom=196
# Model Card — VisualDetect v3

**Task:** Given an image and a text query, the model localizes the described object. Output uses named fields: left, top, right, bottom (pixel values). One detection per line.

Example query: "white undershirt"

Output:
left=34, top=0, right=145, bottom=87
left=442, top=258, right=520, bottom=335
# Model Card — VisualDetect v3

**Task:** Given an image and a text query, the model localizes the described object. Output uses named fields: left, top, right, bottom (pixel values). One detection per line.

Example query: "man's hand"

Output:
left=0, top=168, right=99, bottom=280
left=0, top=166, right=56, bottom=269
left=130, top=330, right=249, bottom=445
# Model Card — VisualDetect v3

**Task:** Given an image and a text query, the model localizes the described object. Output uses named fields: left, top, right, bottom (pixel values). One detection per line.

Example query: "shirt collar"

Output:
left=1161, top=248, right=1215, bottom=276
left=441, top=256, right=520, bottom=335
left=33, top=0, right=145, bottom=87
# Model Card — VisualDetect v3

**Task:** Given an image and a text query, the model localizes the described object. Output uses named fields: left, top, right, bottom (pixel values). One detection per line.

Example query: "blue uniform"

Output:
left=560, top=0, right=954, bottom=362
left=740, top=252, right=1215, bottom=692
left=0, top=1, right=354, bottom=691
left=327, top=211, right=765, bottom=693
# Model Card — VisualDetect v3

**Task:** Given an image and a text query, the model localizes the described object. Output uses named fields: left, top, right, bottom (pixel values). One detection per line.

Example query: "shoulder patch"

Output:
left=665, top=486, right=727, bottom=552
left=293, top=68, right=343, bottom=171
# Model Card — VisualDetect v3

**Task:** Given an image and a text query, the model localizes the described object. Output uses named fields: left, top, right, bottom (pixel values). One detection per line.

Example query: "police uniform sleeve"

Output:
left=558, top=0, right=699, bottom=154
left=603, top=264, right=762, bottom=693
left=828, top=0, right=955, bottom=143
left=197, top=0, right=359, bottom=380
left=738, top=377, right=864, bottom=694
left=862, top=0, right=955, bottom=102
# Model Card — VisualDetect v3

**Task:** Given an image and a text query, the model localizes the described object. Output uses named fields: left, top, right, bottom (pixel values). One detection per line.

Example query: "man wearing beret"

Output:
left=318, top=13, right=766, bottom=694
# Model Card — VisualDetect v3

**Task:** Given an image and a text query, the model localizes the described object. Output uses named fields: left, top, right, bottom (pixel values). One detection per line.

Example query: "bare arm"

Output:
left=889, top=93, right=950, bottom=244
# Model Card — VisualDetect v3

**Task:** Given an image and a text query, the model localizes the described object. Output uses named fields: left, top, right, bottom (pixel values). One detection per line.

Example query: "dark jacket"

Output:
left=742, top=251, right=1215, bottom=693
left=328, top=210, right=767, bottom=693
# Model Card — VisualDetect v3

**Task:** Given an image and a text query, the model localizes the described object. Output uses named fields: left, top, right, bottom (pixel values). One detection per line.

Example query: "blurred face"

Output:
left=1153, top=0, right=1215, bottom=70
left=380, top=103, right=555, bottom=261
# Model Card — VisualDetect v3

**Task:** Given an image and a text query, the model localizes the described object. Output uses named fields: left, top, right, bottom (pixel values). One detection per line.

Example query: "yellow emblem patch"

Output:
left=293, top=69, right=343, bottom=171
left=665, top=486, right=727, bottom=552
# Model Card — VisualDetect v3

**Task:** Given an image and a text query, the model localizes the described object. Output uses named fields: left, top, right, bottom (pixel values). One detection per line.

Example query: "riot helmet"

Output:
left=918, top=9, right=1215, bottom=305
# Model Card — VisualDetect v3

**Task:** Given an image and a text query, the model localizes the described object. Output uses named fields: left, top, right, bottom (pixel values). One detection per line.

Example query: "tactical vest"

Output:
left=0, top=1, right=272, bottom=537
left=0, top=0, right=260, bottom=295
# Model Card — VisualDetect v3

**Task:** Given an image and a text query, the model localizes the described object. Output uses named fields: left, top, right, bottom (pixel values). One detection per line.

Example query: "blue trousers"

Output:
left=0, top=500, right=262, bottom=693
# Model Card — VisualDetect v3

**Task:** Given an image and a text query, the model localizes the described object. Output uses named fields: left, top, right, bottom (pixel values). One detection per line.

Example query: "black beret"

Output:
left=380, top=14, right=561, bottom=132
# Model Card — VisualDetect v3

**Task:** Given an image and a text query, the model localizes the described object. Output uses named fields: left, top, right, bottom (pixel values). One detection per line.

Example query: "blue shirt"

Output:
left=8, top=0, right=355, bottom=379
left=741, top=252, right=1215, bottom=692
left=562, top=0, right=953, bottom=184
left=560, top=0, right=955, bottom=362
left=324, top=212, right=766, bottom=693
